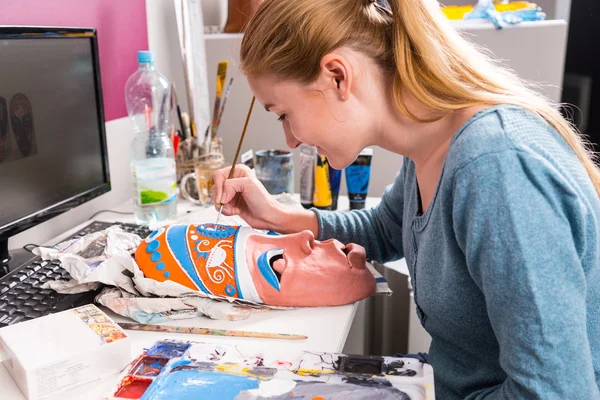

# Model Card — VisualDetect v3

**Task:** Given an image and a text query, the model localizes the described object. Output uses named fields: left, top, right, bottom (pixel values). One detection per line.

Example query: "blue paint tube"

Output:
left=345, top=148, right=373, bottom=210
left=328, top=165, right=342, bottom=211
left=299, top=144, right=316, bottom=209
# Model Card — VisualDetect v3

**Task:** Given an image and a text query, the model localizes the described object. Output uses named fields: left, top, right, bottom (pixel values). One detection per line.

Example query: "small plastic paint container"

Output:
left=328, top=165, right=342, bottom=211
left=114, top=376, right=153, bottom=399
left=130, top=355, right=169, bottom=377
left=255, top=149, right=295, bottom=195
left=313, top=154, right=332, bottom=210
left=345, top=148, right=373, bottom=210
left=145, top=339, right=191, bottom=358
left=299, top=144, right=316, bottom=209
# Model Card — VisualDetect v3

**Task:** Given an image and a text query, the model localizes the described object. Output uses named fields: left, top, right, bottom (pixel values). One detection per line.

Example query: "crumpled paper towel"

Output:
left=34, top=226, right=141, bottom=295
left=95, top=287, right=258, bottom=323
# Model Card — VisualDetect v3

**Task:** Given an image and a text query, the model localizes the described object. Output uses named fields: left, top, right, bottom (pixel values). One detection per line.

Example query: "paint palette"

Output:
left=110, top=340, right=435, bottom=399
left=112, top=340, right=192, bottom=399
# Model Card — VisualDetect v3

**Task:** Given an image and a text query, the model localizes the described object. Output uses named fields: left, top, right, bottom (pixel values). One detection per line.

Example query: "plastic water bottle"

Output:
left=125, top=50, right=177, bottom=226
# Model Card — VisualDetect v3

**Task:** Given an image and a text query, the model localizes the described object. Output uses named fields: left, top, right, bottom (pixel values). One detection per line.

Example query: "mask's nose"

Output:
left=285, top=230, right=314, bottom=255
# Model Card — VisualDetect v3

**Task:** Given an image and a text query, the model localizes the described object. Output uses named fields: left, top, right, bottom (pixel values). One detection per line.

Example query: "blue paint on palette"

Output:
left=141, top=370, right=260, bottom=400
left=145, top=341, right=191, bottom=359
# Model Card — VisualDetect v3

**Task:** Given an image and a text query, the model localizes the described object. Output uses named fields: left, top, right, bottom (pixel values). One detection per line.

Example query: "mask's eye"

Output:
left=266, top=249, right=284, bottom=281
left=257, top=248, right=284, bottom=292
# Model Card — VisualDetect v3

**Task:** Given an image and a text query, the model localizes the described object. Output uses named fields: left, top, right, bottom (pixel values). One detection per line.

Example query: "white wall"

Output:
left=201, top=0, right=228, bottom=29
left=145, top=0, right=190, bottom=114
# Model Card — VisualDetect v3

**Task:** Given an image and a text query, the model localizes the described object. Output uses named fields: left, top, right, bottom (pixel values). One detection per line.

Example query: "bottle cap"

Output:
left=138, top=50, right=154, bottom=63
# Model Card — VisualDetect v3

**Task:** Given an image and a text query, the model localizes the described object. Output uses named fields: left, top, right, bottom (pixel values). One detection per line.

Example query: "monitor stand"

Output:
left=0, top=238, right=37, bottom=278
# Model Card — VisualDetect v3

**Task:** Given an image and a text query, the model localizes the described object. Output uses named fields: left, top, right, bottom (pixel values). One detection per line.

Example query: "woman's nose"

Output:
left=283, top=125, right=301, bottom=148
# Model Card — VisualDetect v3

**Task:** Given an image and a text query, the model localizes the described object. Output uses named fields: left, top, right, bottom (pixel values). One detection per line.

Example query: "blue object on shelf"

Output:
left=465, top=0, right=546, bottom=29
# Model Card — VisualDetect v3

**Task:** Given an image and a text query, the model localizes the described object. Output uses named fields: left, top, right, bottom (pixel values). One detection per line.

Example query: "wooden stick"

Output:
left=216, top=96, right=256, bottom=223
left=118, top=322, right=307, bottom=341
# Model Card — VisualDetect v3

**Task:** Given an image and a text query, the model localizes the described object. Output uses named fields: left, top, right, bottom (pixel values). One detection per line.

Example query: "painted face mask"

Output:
left=135, top=224, right=376, bottom=307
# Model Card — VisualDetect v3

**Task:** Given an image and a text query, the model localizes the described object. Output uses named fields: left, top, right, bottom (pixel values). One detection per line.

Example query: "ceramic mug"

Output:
left=180, top=157, right=226, bottom=206
left=255, top=149, right=294, bottom=195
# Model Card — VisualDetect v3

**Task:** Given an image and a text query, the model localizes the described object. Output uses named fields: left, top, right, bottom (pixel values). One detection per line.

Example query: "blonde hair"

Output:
left=240, top=0, right=600, bottom=195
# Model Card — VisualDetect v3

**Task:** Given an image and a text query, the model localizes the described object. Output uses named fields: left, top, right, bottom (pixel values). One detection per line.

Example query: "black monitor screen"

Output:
left=0, top=34, right=109, bottom=231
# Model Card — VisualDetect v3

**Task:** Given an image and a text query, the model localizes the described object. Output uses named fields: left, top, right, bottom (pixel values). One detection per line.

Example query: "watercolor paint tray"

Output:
left=110, top=339, right=435, bottom=399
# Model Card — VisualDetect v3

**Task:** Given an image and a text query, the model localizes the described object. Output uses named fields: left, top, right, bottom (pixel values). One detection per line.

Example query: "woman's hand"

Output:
left=211, top=164, right=319, bottom=235
left=211, top=164, right=287, bottom=230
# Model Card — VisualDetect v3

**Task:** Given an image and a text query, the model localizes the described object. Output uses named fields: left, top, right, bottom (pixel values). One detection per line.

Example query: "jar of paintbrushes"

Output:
left=176, top=59, right=234, bottom=205
left=179, top=143, right=226, bottom=206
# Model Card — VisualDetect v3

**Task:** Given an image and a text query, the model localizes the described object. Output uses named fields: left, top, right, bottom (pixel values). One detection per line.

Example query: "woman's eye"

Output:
left=277, top=114, right=287, bottom=122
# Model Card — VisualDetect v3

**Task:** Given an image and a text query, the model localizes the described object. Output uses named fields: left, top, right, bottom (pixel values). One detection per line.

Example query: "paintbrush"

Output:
left=216, top=96, right=256, bottom=224
left=203, top=124, right=211, bottom=154
left=118, top=322, right=307, bottom=340
left=214, top=77, right=234, bottom=139
left=171, top=83, right=186, bottom=140
left=210, top=61, right=228, bottom=143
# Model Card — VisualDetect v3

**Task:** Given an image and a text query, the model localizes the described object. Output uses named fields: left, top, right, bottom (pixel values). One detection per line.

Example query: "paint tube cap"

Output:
left=349, top=201, right=366, bottom=210
left=138, top=50, right=154, bottom=63
left=331, top=197, right=339, bottom=211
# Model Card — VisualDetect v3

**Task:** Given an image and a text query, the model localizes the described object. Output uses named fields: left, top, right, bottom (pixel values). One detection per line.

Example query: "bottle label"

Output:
left=133, top=158, right=177, bottom=206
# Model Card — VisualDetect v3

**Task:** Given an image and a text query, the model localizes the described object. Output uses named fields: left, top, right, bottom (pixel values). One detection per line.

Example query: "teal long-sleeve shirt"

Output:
left=314, top=105, right=600, bottom=399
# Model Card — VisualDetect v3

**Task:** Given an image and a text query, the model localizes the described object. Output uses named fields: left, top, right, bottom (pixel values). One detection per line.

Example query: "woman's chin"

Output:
left=326, top=156, right=346, bottom=170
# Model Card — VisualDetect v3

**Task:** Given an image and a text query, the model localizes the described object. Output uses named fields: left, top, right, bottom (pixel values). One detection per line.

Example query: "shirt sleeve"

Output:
left=312, top=162, right=406, bottom=264
left=452, top=148, right=599, bottom=399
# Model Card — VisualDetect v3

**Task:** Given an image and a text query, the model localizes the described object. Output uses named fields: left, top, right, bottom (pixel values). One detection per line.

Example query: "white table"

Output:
left=0, top=196, right=382, bottom=399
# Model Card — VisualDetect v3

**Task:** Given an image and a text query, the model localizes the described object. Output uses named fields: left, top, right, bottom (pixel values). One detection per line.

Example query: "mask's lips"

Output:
left=330, top=239, right=352, bottom=264
left=344, top=243, right=367, bottom=270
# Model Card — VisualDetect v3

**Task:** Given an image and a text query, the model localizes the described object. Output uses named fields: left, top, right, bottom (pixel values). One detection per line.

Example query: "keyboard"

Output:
left=0, top=221, right=151, bottom=327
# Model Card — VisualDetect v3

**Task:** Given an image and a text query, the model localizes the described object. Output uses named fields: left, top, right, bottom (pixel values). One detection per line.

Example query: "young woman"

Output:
left=211, top=0, right=600, bottom=397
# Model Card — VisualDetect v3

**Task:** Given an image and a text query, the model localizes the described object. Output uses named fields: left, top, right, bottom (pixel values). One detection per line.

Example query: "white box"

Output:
left=0, top=304, right=130, bottom=399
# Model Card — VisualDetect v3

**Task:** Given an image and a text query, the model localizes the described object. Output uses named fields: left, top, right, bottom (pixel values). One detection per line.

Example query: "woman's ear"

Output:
left=320, top=53, right=352, bottom=101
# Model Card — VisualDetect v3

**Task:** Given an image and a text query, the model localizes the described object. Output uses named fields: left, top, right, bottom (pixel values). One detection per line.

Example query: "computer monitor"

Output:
left=0, top=27, right=110, bottom=269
